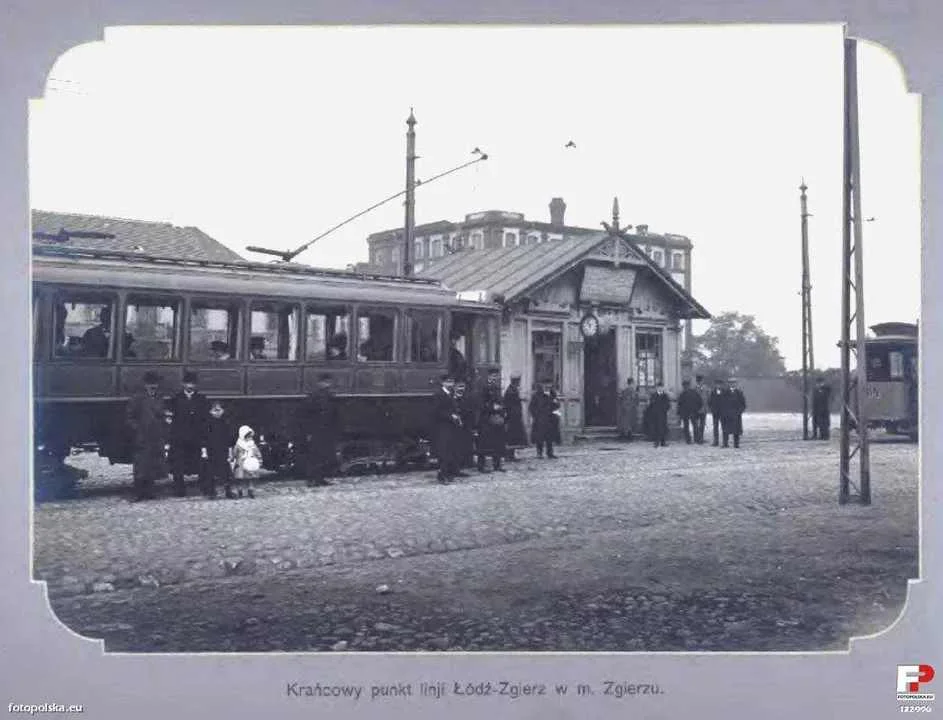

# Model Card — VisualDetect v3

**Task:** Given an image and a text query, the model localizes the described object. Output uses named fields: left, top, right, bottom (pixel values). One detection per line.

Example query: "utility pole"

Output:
left=800, top=180, right=814, bottom=439
left=839, top=37, right=871, bottom=505
left=403, top=108, right=417, bottom=277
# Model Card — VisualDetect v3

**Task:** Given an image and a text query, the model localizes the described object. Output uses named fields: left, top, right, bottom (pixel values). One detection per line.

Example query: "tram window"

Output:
left=53, top=295, right=114, bottom=359
left=889, top=351, right=905, bottom=379
left=250, top=303, right=299, bottom=361
left=190, top=302, right=240, bottom=361
left=124, top=297, right=180, bottom=361
left=866, top=348, right=890, bottom=381
left=407, top=311, right=442, bottom=363
left=306, top=306, right=350, bottom=361
left=472, top=315, right=500, bottom=364
left=357, top=308, right=396, bottom=362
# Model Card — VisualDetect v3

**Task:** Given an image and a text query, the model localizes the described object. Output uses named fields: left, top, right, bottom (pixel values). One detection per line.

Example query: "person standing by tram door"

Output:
left=677, top=380, right=703, bottom=445
left=476, top=368, right=507, bottom=473
left=168, top=371, right=209, bottom=497
left=125, top=371, right=167, bottom=502
left=648, top=383, right=671, bottom=448
left=811, top=377, right=832, bottom=440
left=503, top=375, right=527, bottom=462
left=694, top=375, right=710, bottom=444
left=721, top=379, right=747, bottom=448
left=301, top=373, right=339, bottom=487
left=433, top=374, right=461, bottom=483
left=708, top=379, right=725, bottom=447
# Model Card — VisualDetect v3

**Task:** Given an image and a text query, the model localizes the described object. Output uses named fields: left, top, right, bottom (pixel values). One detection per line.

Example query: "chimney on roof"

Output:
left=549, top=197, right=566, bottom=227
left=637, top=224, right=649, bottom=235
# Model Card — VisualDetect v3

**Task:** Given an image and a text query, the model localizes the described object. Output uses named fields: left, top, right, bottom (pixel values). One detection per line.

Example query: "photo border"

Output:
left=2, top=1, right=938, bottom=718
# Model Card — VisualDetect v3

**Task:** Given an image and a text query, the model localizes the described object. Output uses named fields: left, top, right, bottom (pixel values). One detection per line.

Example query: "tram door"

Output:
left=450, top=312, right=499, bottom=384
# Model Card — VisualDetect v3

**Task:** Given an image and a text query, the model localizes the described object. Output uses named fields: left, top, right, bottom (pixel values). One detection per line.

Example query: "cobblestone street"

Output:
left=33, top=414, right=918, bottom=653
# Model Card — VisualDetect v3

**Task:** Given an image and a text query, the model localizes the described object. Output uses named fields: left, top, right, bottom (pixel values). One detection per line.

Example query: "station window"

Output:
left=635, top=330, right=663, bottom=389
left=189, top=301, right=240, bottom=361
left=125, top=296, right=180, bottom=361
left=407, top=311, right=442, bottom=363
left=357, top=308, right=396, bottom=362
left=52, top=294, right=115, bottom=359
left=306, top=306, right=350, bottom=361
left=250, top=302, right=299, bottom=361
left=532, top=331, right=561, bottom=389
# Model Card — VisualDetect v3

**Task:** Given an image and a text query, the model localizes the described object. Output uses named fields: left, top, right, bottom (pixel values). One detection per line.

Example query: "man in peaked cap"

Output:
left=433, top=373, right=461, bottom=483
left=300, top=373, right=339, bottom=487
left=167, top=370, right=210, bottom=497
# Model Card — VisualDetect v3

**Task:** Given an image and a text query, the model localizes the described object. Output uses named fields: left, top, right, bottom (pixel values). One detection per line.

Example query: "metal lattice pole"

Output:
left=800, top=180, right=814, bottom=440
left=839, top=37, right=871, bottom=505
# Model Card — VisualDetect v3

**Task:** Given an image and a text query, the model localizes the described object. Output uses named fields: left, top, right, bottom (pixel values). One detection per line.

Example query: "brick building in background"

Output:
left=364, top=198, right=695, bottom=351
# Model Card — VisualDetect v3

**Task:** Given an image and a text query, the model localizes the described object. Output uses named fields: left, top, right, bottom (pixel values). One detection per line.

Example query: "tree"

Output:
left=687, top=312, right=787, bottom=380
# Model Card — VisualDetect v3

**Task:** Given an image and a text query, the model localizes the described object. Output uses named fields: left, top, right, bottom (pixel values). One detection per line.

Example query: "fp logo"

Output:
left=897, top=665, right=935, bottom=700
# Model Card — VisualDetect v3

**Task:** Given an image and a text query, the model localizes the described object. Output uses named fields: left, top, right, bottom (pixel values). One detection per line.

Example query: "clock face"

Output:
left=580, top=313, right=599, bottom=337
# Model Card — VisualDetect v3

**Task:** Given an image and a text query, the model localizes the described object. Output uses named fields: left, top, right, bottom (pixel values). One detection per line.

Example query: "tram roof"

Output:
left=32, top=244, right=498, bottom=309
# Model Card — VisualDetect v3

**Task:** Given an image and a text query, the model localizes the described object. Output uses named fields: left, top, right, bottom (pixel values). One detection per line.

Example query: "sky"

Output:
left=29, top=25, right=921, bottom=370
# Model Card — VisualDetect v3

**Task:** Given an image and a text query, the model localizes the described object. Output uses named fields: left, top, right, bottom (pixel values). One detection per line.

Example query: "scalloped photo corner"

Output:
left=27, top=24, right=922, bottom=658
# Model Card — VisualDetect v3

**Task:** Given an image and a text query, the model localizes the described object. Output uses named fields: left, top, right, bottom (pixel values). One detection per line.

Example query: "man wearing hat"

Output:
left=433, top=373, right=461, bottom=483
left=299, top=373, right=339, bottom=487
left=125, top=371, right=167, bottom=501
left=168, top=370, right=210, bottom=496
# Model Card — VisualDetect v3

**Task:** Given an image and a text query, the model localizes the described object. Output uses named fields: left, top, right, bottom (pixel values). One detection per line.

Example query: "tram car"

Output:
left=32, top=244, right=501, bottom=476
left=860, top=321, right=918, bottom=441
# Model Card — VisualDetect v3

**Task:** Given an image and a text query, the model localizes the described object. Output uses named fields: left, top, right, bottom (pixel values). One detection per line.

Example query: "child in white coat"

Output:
left=232, top=425, right=263, bottom=499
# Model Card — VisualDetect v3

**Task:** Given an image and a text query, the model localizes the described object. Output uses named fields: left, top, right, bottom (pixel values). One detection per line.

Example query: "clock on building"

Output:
left=580, top=313, right=600, bottom=338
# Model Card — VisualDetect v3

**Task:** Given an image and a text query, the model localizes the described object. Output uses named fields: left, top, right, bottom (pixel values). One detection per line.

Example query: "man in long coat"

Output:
left=617, top=377, right=639, bottom=441
left=168, top=370, right=210, bottom=497
left=301, top=373, right=339, bottom=486
left=125, top=371, right=167, bottom=502
left=811, top=377, right=832, bottom=440
left=694, top=375, right=710, bottom=444
left=708, top=379, right=726, bottom=447
left=477, top=369, right=507, bottom=472
left=454, top=380, right=477, bottom=471
left=721, top=379, right=747, bottom=448
left=433, top=374, right=461, bottom=483
left=677, top=379, right=703, bottom=444
left=648, top=383, right=671, bottom=447
left=528, top=383, right=559, bottom=458
left=503, top=375, right=527, bottom=460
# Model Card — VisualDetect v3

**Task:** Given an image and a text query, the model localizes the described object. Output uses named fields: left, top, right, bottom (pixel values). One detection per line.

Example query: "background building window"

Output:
left=635, top=330, right=663, bottom=389
left=407, top=311, right=441, bottom=363
left=504, top=232, right=517, bottom=247
left=53, top=295, right=114, bottom=358
left=471, top=232, right=483, bottom=250
left=190, top=302, right=239, bottom=360
left=250, top=302, right=299, bottom=360
left=125, top=297, right=179, bottom=361
left=672, top=252, right=684, bottom=270
left=414, top=239, right=424, bottom=259
left=357, top=308, right=396, bottom=361
left=306, top=306, right=350, bottom=361
left=652, top=249, right=664, bottom=267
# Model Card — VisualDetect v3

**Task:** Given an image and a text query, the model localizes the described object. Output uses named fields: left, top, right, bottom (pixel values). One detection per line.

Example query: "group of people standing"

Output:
left=125, top=370, right=265, bottom=502
left=433, top=369, right=563, bottom=483
left=617, top=375, right=748, bottom=448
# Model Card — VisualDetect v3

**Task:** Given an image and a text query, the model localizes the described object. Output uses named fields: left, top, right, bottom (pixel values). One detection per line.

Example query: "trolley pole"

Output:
left=839, top=37, right=871, bottom=505
left=800, top=180, right=814, bottom=439
left=403, top=109, right=417, bottom=277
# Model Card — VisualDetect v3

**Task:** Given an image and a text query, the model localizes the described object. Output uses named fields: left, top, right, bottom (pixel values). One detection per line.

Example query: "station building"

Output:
left=415, top=210, right=710, bottom=440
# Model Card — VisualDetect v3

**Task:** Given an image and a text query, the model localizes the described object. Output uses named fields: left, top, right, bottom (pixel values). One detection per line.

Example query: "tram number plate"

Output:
left=866, top=385, right=881, bottom=399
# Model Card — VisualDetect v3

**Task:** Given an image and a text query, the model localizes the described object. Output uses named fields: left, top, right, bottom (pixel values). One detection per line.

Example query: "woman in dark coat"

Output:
left=503, top=375, right=527, bottom=460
